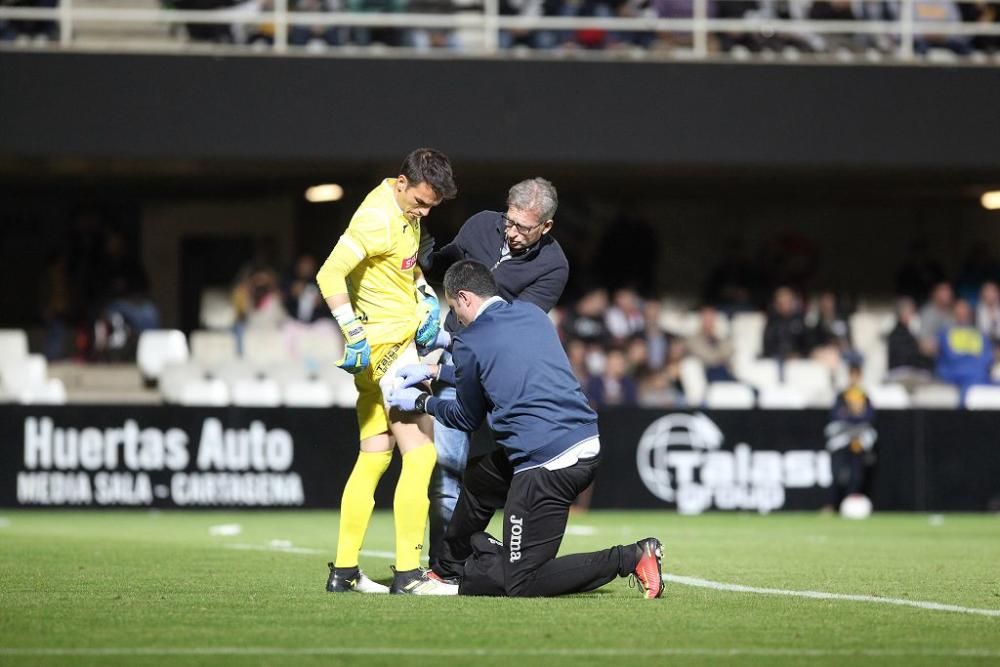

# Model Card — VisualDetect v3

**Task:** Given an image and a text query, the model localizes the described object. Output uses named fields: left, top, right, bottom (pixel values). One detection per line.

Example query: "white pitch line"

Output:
left=224, top=543, right=323, bottom=556
left=359, top=549, right=396, bottom=559
left=0, top=647, right=997, bottom=658
left=666, top=574, right=1000, bottom=618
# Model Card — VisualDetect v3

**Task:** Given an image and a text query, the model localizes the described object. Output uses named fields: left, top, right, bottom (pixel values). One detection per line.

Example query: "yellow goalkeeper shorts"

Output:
left=354, top=339, right=420, bottom=441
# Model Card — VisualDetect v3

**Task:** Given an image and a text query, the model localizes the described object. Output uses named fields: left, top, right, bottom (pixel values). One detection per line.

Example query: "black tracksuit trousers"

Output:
left=436, top=447, right=637, bottom=597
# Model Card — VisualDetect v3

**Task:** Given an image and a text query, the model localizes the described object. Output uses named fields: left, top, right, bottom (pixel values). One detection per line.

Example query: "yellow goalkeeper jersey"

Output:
left=317, top=179, right=425, bottom=344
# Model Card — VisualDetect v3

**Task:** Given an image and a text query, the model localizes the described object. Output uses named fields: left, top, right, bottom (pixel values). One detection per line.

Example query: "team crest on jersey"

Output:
left=401, top=254, right=417, bottom=270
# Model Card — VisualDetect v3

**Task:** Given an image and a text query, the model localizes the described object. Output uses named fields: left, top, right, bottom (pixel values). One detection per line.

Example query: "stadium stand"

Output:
left=705, top=381, right=756, bottom=409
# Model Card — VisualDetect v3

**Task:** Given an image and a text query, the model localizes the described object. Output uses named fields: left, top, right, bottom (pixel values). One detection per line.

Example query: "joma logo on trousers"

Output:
left=509, top=515, right=523, bottom=562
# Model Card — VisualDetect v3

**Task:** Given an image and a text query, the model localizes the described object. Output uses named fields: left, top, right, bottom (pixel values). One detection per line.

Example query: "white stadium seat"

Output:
left=178, top=378, right=230, bottom=406
left=679, top=356, right=707, bottom=406
left=964, top=385, right=1000, bottom=410
left=137, top=330, right=190, bottom=381
left=230, top=378, right=282, bottom=407
left=0, top=329, right=29, bottom=364
left=243, top=328, right=290, bottom=365
left=729, top=312, right=766, bottom=361
left=200, top=288, right=237, bottom=330
left=283, top=379, right=336, bottom=407
left=261, top=361, right=311, bottom=388
left=659, top=309, right=700, bottom=338
left=295, top=325, right=344, bottom=366
left=705, top=382, right=755, bottom=409
left=159, top=363, right=206, bottom=403
left=757, top=385, right=808, bottom=409
left=867, top=384, right=911, bottom=409
left=1, top=353, right=47, bottom=394
left=784, top=359, right=834, bottom=407
left=189, top=330, right=238, bottom=369
left=321, top=366, right=360, bottom=407
left=18, top=378, right=67, bottom=405
left=211, top=359, right=258, bottom=387
left=910, top=384, right=961, bottom=409
left=733, top=357, right=780, bottom=391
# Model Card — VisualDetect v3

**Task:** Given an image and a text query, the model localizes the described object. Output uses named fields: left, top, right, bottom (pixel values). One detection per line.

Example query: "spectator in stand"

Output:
left=887, top=297, right=935, bottom=389
left=499, top=0, right=565, bottom=49
left=605, top=287, right=644, bottom=344
left=918, top=281, right=955, bottom=357
left=289, top=0, right=345, bottom=47
left=585, top=348, right=639, bottom=408
left=642, top=300, right=668, bottom=370
left=895, top=240, right=945, bottom=303
left=686, top=305, right=735, bottom=382
left=234, top=264, right=287, bottom=333
left=763, top=286, right=809, bottom=362
left=936, top=300, right=994, bottom=400
left=808, top=0, right=861, bottom=52
left=913, top=0, right=971, bottom=54
left=96, top=231, right=161, bottom=334
left=566, top=338, right=591, bottom=386
left=561, top=287, right=610, bottom=345
left=976, top=281, right=1000, bottom=352
left=807, top=291, right=854, bottom=370
left=964, top=0, right=1000, bottom=53
left=283, top=254, right=331, bottom=323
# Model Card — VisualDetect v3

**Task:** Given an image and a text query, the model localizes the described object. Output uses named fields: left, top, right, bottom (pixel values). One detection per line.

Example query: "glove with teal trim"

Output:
left=414, top=284, right=441, bottom=348
left=333, top=304, right=370, bottom=374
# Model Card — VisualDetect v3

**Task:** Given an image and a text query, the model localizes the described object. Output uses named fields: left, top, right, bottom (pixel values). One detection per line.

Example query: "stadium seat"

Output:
left=729, top=312, right=766, bottom=361
left=283, top=378, right=336, bottom=407
left=189, top=330, right=238, bottom=369
left=295, top=325, right=344, bottom=367
left=17, top=378, right=67, bottom=405
left=159, top=362, right=206, bottom=403
left=733, top=357, right=780, bottom=391
left=137, top=330, right=190, bottom=381
left=964, top=385, right=1000, bottom=410
left=1, top=354, right=47, bottom=394
left=243, top=328, right=290, bottom=365
left=867, top=383, right=910, bottom=409
left=200, top=288, right=237, bottom=330
left=679, top=356, right=707, bottom=406
left=177, top=378, right=230, bottom=406
left=0, top=329, right=29, bottom=364
left=659, top=309, right=700, bottom=338
left=230, top=377, right=282, bottom=407
left=849, top=311, right=893, bottom=352
left=704, top=382, right=755, bottom=409
left=757, top=385, right=807, bottom=409
left=260, top=360, right=310, bottom=388
left=910, top=384, right=961, bottom=409
left=784, top=359, right=834, bottom=407
left=211, top=359, right=258, bottom=387
left=321, top=366, right=360, bottom=407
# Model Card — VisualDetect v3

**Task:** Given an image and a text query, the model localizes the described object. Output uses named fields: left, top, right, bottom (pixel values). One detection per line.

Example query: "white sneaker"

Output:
left=389, top=567, right=459, bottom=595
left=354, top=572, right=390, bottom=594
left=326, top=563, right=389, bottom=594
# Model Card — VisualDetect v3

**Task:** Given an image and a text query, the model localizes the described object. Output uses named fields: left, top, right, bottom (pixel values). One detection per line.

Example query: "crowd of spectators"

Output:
left=5, top=0, right=997, bottom=56
left=555, top=257, right=1000, bottom=408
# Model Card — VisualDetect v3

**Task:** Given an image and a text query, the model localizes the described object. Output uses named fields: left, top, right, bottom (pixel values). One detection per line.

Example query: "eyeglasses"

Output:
left=501, top=212, right=544, bottom=236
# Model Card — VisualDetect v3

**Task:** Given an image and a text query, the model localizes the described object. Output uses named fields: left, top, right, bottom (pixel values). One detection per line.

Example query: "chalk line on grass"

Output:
left=0, top=647, right=997, bottom=658
left=665, top=574, right=1000, bottom=618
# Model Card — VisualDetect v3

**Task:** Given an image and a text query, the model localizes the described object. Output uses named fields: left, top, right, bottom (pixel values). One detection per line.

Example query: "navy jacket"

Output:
left=424, top=210, right=569, bottom=333
left=426, top=299, right=598, bottom=473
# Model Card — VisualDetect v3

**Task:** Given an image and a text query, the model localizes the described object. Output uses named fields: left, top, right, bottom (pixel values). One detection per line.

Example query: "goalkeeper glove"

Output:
left=333, top=303, right=370, bottom=374
left=415, top=284, right=441, bottom=348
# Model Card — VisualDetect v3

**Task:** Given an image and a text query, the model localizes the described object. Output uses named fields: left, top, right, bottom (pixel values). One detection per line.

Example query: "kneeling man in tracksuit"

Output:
left=387, top=259, right=664, bottom=598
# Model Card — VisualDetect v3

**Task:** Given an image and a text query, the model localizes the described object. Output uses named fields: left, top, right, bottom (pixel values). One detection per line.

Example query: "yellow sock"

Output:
left=334, top=450, right=392, bottom=569
left=393, top=443, right=436, bottom=571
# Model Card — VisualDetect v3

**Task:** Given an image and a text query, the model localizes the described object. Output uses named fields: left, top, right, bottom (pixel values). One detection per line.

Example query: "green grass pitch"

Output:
left=1, top=510, right=999, bottom=666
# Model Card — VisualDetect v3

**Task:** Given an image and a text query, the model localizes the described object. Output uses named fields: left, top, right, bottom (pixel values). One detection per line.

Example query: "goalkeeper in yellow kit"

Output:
left=317, top=148, right=458, bottom=595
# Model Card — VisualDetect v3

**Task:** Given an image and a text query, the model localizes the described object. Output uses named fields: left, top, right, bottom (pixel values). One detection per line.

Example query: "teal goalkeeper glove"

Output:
left=333, top=304, right=370, bottom=374
left=414, top=285, right=441, bottom=348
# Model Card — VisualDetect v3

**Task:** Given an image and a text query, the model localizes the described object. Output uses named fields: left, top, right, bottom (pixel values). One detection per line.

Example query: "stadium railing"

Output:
left=2, top=0, right=1000, bottom=63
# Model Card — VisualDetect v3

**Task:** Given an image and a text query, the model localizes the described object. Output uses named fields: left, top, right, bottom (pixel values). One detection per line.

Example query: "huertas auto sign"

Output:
left=635, top=413, right=832, bottom=514
left=17, top=417, right=304, bottom=507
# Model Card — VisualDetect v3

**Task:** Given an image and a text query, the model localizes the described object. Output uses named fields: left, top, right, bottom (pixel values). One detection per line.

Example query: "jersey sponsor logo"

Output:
left=400, top=254, right=417, bottom=270
left=508, top=515, right=524, bottom=562
left=372, top=342, right=403, bottom=382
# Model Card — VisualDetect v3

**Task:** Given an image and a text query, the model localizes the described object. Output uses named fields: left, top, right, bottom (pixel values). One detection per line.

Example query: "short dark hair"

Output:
left=399, top=148, right=457, bottom=201
left=444, top=260, right=498, bottom=300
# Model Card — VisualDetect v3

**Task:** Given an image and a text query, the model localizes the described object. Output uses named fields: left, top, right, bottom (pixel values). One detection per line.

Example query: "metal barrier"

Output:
left=1, top=0, right=1000, bottom=61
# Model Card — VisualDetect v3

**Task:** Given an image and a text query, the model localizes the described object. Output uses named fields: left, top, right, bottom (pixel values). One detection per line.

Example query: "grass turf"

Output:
left=1, top=510, right=998, bottom=666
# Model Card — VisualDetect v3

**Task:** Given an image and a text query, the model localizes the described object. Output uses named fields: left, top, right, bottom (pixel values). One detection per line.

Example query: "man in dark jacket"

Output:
left=418, top=177, right=569, bottom=569
left=388, top=260, right=663, bottom=598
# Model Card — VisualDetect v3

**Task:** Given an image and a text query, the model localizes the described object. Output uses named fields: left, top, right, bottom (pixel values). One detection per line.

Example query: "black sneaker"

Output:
left=389, top=566, right=459, bottom=595
left=326, top=562, right=389, bottom=594
left=632, top=538, right=664, bottom=599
